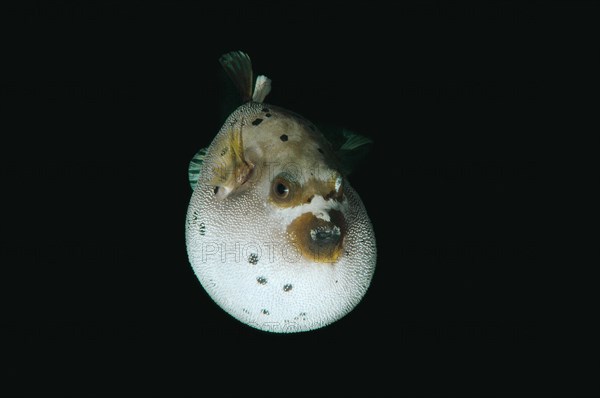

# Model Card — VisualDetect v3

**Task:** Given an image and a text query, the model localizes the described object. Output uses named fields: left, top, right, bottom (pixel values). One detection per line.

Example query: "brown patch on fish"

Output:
left=286, top=210, right=346, bottom=263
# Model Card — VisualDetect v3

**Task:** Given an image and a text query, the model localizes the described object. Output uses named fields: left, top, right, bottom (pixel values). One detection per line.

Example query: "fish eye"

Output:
left=270, top=174, right=297, bottom=203
left=275, top=182, right=289, bottom=198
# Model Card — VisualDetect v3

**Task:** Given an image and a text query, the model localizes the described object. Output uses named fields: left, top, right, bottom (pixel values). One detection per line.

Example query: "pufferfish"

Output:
left=185, top=51, right=376, bottom=333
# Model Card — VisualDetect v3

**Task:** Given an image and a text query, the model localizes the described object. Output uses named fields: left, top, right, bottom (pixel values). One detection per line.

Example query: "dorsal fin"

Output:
left=219, top=51, right=254, bottom=102
left=252, top=75, right=271, bottom=103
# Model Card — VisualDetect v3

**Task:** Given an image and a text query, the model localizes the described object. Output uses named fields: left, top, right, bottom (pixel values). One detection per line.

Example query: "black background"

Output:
left=1, top=1, right=597, bottom=396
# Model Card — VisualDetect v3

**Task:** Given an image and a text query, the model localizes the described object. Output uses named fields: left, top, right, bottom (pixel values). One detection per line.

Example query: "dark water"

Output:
left=2, top=1, right=596, bottom=395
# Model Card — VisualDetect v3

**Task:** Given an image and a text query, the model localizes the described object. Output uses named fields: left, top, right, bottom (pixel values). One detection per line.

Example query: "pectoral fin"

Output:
left=188, top=147, right=208, bottom=190
left=316, top=124, right=374, bottom=175
left=339, top=129, right=373, bottom=151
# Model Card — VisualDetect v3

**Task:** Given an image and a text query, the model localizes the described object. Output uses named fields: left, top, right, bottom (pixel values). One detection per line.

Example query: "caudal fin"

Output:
left=219, top=51, right=271, bottom=103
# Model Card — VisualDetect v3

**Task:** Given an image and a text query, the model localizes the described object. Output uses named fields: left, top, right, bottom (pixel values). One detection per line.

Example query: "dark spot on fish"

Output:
left=248, top=253, right=259, bottom=265
left=293, top=312, right=307, bottom=321
left=188, top=211, right=199, bottom=226
left=262, top=107, right=269, bottom=112
left=265, top=113, right=272, bottom=117
left=335, top=280, right=338, bottom=283
left=213, top=186, right=219, bottom=195
left=261, top=309, right=269, bottom=315
left=257, top=276, right=267, bottom=284
left=283, top=284, right=292, bottom=292
left=242, top=308, right=250, bottom=314
left=199, top=222, right=206, bottom=236
left=220, top=147, right=228, bottom=156
left=252, top=118, right=263, bottom=126
left=280, top=134, right=288, bottom=142
left=306, top=195, right=314, bottom=203
left=317, top=148, right=324, bottom=154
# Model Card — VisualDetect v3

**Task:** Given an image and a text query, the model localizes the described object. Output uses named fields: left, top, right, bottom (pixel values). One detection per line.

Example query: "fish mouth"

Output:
left=310, top=225, right=342, bottom=245
left=287, top=210, right=346, bottom=263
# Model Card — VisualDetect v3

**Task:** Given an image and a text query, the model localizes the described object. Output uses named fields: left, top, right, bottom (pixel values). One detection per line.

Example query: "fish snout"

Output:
left=287, top=209, right=347, bottom=263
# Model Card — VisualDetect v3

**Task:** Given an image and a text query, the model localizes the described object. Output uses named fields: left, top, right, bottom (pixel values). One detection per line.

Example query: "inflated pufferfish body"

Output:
left=185, top=51, right=376, bottom=333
